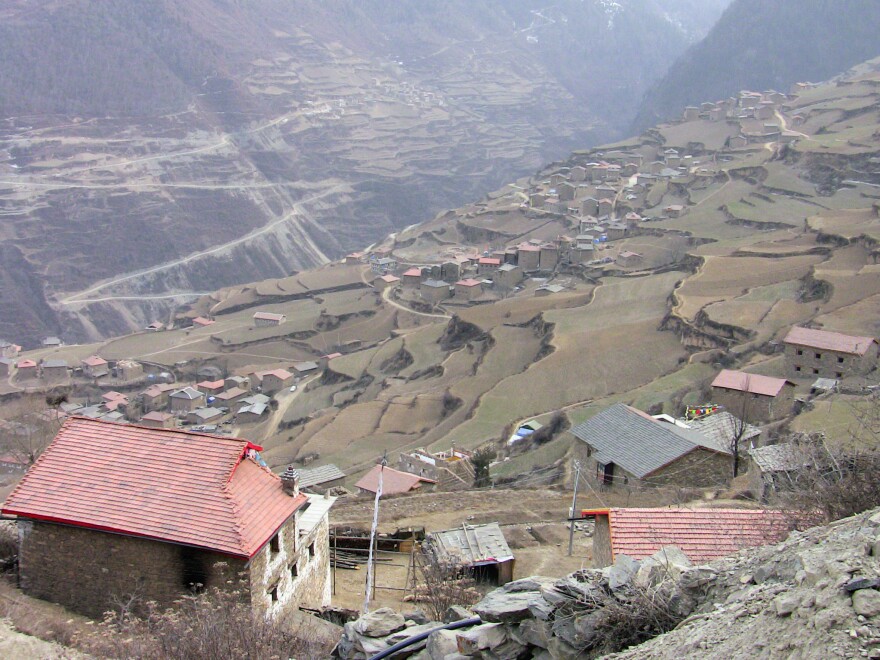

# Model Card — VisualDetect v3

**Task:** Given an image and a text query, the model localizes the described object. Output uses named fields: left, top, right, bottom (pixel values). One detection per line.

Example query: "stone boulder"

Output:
left=355, top=607, right=407, bottom=638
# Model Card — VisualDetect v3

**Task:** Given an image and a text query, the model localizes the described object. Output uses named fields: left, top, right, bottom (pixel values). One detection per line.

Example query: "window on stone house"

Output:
left=836, top=372, right=843, bottom=379
left=290, top=563, right=298, bottom=579
left=795, top=366, right=801, bottom=372
left=309, top=542, right=316, bottom=558
left=269, top=534, right=280, bottom=554
left=813, top=368, right=819, bottom=375
left=838, top=356, right=845, bottom=364
left=815, top=353, right=822, bottom=359
left=796, top=349, right=803, bottom=356
left=269, top=585, right=279, bottom=602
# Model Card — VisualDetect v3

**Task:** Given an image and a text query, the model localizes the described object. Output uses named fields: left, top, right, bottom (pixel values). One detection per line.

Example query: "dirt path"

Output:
left=259, top=373, right=319, bottom=442
left=59, top=184, right=344, bottom=304
left=381, top=284, right=451, bottom=319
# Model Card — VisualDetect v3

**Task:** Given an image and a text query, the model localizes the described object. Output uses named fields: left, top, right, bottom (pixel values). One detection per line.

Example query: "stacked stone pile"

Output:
left=335, top=507, right=880, bottom=659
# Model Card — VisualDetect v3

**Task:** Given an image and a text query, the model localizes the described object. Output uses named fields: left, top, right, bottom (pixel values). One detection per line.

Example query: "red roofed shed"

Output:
left=582, top=507, right=788, bottom=567
left=711, top=369, right=796, bottom=422
left=1, top=417, right=333, bottom=618
left=355, top=464, right=436, bottom=496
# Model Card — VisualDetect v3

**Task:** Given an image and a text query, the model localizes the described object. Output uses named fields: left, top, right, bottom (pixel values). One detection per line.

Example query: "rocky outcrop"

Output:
left=335, top=507, right=880, bottom=659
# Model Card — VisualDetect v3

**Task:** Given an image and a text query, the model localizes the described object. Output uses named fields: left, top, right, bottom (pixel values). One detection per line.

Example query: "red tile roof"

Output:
left=102, top=391, right=127, bottom=402
left=711, top=369, right=793, bottom=397
left=403, top=268, right=422, bottom=277
left=197, top=379, right=225, bottom=390
left=380, top=274, right=400, bottom=283
left=18, top=359, right=37, bottom=368
left=255, top=369, right=293, bottom=381
left=192, top=317, right=215, bottom=327
left=1, top=418, right=305, bottom=558
left=82, top=355, right=107, bottom=367
left=783, top=326, right=876, bottom=356
left=456, top=279, right=482, bottom=287
left=141, top=411, right=173, bottom=422
left=584, top=507, right=789, bottom=563
left=478, top=258, right=501, bottom=265
left=355, top=465, right=436, bottom=496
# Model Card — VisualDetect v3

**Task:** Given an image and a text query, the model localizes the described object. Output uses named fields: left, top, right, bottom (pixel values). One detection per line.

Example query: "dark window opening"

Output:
left=290, top=563, right=298, bottom=578
left=179, top=546, right=209, bottom=592
left=838, top=356, right=845, bottom=364
left=796, top=349, right=803, bottom=356
left=813, top=368, right=819, bottom=375
left=308, top=542, right=315, bottom=558
left=836, top=372, right=843, bottom=379
left=815, top=353, right=822, bottom=359
left=469, top=562, right=501, bottom=585
left=269, top=534, right=280, bottom=554
left=269, top=585, right=278, bottom=602
left=795, top=366, right=801, bottom=372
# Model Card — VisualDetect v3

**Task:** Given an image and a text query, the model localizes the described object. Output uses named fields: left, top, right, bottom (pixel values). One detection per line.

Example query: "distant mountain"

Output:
left=0, top=0, right=731, bottom=344
left=632, top=0, right=880, bottom=132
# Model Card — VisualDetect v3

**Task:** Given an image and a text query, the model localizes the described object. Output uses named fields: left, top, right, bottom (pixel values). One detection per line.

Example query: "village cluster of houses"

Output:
left=681, top=87, right=805, bottom=148
left=570, top=325, right=877, bottom=500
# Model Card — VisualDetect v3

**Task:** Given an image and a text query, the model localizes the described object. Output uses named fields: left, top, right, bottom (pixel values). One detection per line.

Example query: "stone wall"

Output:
left=17, top=521, right=246, bottom=619
left=646, top=448, right=731, bottom=489
left=785, top=342, right=878, bottom=379
left=711, top=386, right=793, bottom=423
left=247, top=509, right=331, bottom=616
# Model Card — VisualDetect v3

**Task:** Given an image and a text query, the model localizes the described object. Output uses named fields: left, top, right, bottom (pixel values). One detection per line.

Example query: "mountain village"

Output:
left=1, top=59, right=880, bottom=658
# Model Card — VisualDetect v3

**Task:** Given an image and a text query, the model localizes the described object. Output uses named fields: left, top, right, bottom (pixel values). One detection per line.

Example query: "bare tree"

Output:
left=411, top=549, right=480, bottom=621
left=1, top=394, right=65, bottom=465
left=729, top=375, right=754, bottom=479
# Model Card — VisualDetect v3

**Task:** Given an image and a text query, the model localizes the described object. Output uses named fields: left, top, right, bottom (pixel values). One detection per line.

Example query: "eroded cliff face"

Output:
left=0, top=0, right=726, bottom=344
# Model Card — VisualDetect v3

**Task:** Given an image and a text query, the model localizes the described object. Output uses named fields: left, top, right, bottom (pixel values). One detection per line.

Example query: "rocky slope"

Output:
left=335, top=507, right=880, bottom=659
left=632, top=0, right=880, bottom=131
left=0, top=0, right=729, bottom=345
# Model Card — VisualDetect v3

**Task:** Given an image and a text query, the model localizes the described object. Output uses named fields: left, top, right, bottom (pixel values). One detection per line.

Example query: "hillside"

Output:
left=632, top=0, right=880, bottom=131
left=0, top=0, right=731, bottom=346
left=6, top=57, right=880, bottom=494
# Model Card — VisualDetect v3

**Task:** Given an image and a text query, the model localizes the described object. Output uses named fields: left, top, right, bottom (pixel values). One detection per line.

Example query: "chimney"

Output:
left=280, top=467, right=300, bottom=496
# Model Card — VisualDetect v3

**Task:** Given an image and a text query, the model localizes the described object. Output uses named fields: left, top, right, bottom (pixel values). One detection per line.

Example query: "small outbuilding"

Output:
left=424, top=522, right=515, bottom=586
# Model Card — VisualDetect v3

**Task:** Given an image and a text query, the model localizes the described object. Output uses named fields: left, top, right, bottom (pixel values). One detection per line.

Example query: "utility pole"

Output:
left=363, top=453, right=387, bottom=613
left=568, top=461, right=581, bottom=556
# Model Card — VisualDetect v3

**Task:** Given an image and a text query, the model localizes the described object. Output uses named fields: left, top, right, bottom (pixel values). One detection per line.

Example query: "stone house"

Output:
left=529, top=193, right=545, bottom=209
left=570, top=166, right=587, bottom=182
left=420, top=279, right=451, bottom=304
left=374, top=273, right=399, bottom=290
left=494, top=263, right=523, bottom=287
left=477, top=258, right=501, bottom=275
left=616, top=251, right=643, bottom=268
left=81, top=355, right=109, bottom=379
left=253, top=312, right=286, bottom=327
left=215, top=387, right=249, bottom=406
left=2, top=418, right=334, bottom=620
left=710, top=369, right=796, bottom=423
left=16, top=359, right=38, bottom=379
left=782, top=326, right=878, bottom=379
left=186, top=407, right=224, bottom=425
left=539, top=245, right=558, bottom=270
left=516, top=245, right=541, bottom=271
left=254, top=369, right=294, bottom=395
left=581, top=198, right=599, bottom=216
left=664, top=204, right=685, bottom=218
left=139, top=411, right=175, bottom=429
left=0, top=358, right=14, bottom=377
left=440, top=261, right=462, bottom=281
left=557, top=182, right=576, bottom=202
left=402, top=267, right=423, bottom=288
left=142, top=383, right=179, bottom=412
left=226, top=375, right=250, bottom=391
left=606, top=223, right=627, bottom=241
left=397, top=447, right=474, bottom=491
left=597, top=199, right=613, bottom=216
left=114, top=360, right=143, bottom=381
left=197, top=379, right=226, bottom=396
left=683, top=106, right=700, bottom=121
left=569, top=404, right=732, bottom=490
left=455, top=279, right=483, bottom=301
left=748, top=443, right=806, bottom=502
left=581, top=508, right=788, bottom=568
left=170, top=387, right=206, bottom=413
left=729, top=135, right=748, bottom=149
left=0, top=340, right=20, bottom=359
left=40, top=359, right=69, bottom=381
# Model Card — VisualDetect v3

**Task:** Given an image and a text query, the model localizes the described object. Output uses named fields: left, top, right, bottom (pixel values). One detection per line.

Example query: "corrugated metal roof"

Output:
left=570, top=404, right=730, bottom=479
left=428, top=522, right=513, bottom=565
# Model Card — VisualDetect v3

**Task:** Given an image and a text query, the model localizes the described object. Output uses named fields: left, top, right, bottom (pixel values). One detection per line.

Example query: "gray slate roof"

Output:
left=748, top=444, right=804, bottom=473
left=427, top=522, right=513, bottom=565
left=570, top=404, right=731, bottom=478
left=685, top=412, right=762, bottom=453
left=296, top=464, right=346, bottom=488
